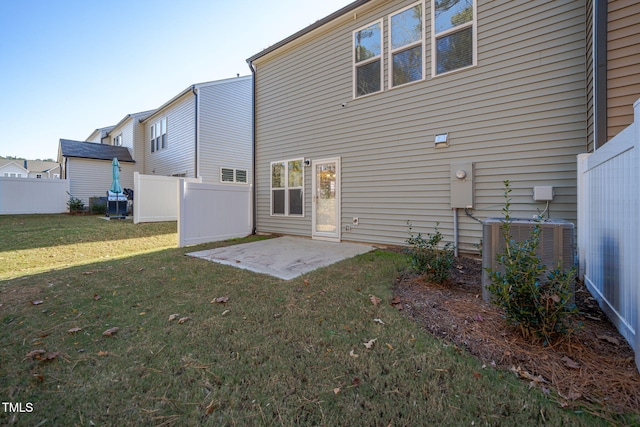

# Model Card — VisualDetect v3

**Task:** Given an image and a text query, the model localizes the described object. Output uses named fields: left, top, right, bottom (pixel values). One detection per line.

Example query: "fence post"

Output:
left=576, top=153, right=590, bottom=281
left=177, top=178, right=186, bottom=248
left=634, top=98, right=640, bottom=371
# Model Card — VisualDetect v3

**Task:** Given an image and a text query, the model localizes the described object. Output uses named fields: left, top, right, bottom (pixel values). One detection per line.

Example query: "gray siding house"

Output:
left=247, top=0, right=587, bottom=251
left=141, top=76, right=253, bottom=185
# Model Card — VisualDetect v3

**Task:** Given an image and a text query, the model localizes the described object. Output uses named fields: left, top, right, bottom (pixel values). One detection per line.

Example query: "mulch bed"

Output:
left=392, top=256, right=640, bottom=419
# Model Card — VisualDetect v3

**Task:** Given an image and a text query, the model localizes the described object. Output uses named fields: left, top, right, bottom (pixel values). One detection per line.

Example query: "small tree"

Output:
left=406, top=222, right=455, bottom=284
left=486, top=181, right=578, bottom=344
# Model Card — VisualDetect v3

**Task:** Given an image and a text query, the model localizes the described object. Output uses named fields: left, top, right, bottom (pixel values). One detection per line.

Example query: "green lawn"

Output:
left=0, top=215, right=624, bottom=426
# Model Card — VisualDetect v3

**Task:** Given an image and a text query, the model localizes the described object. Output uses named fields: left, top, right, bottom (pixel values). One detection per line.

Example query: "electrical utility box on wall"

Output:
left=481, top=218, right=576, bottom=301
left=450, top=163, right=473, bottom=208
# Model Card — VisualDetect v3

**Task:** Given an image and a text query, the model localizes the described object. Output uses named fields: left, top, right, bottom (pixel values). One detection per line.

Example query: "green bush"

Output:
left=486, top=180, right=578, bottom=345
left=67, top=196, right=85, bottom=213
left=406, top=221, right=455, bottom=284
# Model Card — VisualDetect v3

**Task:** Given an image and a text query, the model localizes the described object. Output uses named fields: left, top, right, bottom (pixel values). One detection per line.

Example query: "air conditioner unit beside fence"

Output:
left=481, top=218, right=576, bottom=301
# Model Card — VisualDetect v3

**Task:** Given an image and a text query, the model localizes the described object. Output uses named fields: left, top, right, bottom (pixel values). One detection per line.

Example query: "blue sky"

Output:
left=0, top=0, right=353, bottom=160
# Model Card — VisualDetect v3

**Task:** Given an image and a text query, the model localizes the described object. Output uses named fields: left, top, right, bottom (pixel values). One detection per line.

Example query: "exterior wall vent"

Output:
left=481, top=218, right=576, bottom=301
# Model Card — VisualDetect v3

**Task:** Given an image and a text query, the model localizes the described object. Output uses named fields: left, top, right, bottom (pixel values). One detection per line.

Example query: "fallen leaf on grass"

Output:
left=596, top=334, right=620, bottom=346
left=369, top=295, right=382, bottom=306
left=82, top=271, right=94, bottom=275
left=205, top=400, right=218, bottom=415
left=178, top=317, right=191, bottom=324
left=349, top=350, right=358, bottom=358
left=333, top=387, right=341, bottom=394
left=561, top=356, right=581, bottom=370
left=67, top=327, right=83, bottom=334
left=97, top=351, right=117, bottom=357
left=373, top=318, right=385, bottom=325
left=33, top=374, right=45, bottom=382
left=351, top=377, right=361, bottom=387
left=44, top=352, right=60, bottom=361
left=386, top=343, right=394, bottom=350
left=390, top=296, right=403, bottom=310
left=363, top=338, right=377, bottom=349
left=221, top=310, right=230, bottom=316
left=510, top=366, right=548, bottom=384
left=31, top=300, right=44, bottom=305
left=211, top=296, right=229, bottom=304
left=24, top=349, right=46, bottom=360
left=93, top=294, right=101, bottom=301
left=168, top=313, right=180, bottom=321
left=102, top=327, right=120, bottom=336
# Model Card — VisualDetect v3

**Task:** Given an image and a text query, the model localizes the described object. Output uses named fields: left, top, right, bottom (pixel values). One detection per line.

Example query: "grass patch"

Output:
left=0, top=215, right=616, bottom=425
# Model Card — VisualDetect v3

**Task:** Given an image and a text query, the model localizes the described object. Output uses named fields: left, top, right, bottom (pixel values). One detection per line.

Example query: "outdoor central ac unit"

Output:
left=481, top=218, right=576, bottom=301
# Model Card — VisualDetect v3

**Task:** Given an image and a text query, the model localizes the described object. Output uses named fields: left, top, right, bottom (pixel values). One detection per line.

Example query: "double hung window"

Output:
left=271, top=159, right=303, bottom=216
left=390, top=3, right=424, bottom=87
left=354, top=20, right=383, bottom=97
left=433, top=0, right=475, bottom=75
left=150, top=118, right=167, bottom=153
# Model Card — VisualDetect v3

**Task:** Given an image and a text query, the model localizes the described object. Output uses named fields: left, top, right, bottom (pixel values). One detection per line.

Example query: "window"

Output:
left=113, top=134, right=123, bottom=146
left=354, top=20, right=383, bottom=97
left=432, top=0, right=475, bottom=75
left=390, top=3, right=424, bottom=87
left=221, top=167, right=248, bottom=184
left=271, top=159, right=303, bottom=216
left=150, top=118, right=167, bottom=153
left=36, top=174, right=42, bottom=179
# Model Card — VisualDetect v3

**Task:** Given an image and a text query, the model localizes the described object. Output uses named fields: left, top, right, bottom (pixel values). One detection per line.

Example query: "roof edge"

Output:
left=246, top=0, right=370, bottom=64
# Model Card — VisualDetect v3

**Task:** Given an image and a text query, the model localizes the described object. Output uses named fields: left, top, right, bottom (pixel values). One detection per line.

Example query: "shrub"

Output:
left=486, top=180, right=578, bottom=345
left=406, top=221, right=455, bottom=284
left=67, top=196, right=85, bottom=213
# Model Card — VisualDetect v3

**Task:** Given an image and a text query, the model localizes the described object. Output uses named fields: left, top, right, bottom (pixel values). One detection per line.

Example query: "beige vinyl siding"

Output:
left=254, top=0, right=586, bottom=251
left=145, top=93, right=195, bottom=177
left=607, top=0, right=640, bottom=139
left=198, top=77, right=252, bottom=184
left=67, top=158, right=135, bottom=206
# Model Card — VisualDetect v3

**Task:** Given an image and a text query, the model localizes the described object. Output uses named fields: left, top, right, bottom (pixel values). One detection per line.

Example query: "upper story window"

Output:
left=113, top=134, right=123, bottom=146
left=432, top=0, right=475, bottom=75
left=150, top=118, right=167, bottom=153
left=354, top=20, right=383, bottom=97
left=271, top=159, right=303, bottom=216
left=390, top=3, right=424, bottom=87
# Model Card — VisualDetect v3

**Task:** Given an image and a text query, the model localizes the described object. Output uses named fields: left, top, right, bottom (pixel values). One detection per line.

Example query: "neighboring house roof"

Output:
left=247, top=0, right=369, bottom=63
left=0, top=159, right=29, bottom=173
left=86, top=125, right=116, bottom=142
left=25, top=160, right=60, bottom=173
left=59, top=139, right=134, bottom=162
left=109, top=109, right=157, bottom=134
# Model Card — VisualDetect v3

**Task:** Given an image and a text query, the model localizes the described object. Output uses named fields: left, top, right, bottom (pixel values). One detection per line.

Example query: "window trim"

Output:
left=431, top=0, right=477, bottom=77
left=353, top=19, right=384, bottom=99
left=150, top=117, right=167, bottom=153
left=113, top=133, right=123, bottom=147
left=270, top=158, right=304, bottom=217
left=388, top=1, right=425, bottom=89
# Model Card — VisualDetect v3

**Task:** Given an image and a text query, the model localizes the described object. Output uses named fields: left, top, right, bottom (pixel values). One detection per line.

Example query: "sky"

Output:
left=0, top=0, right=354, bottom=161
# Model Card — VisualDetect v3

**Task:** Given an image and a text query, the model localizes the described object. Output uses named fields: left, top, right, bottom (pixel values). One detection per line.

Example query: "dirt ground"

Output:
left=392, top=255, right=640, bottom=418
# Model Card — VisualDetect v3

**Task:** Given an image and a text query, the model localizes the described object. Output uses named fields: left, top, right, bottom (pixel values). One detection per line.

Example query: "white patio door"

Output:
left=312, top=158, right=340, bottom=241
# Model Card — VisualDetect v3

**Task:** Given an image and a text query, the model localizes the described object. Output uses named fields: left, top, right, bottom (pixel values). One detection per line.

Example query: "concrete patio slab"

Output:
left=187, top=236, right=375, bottom=280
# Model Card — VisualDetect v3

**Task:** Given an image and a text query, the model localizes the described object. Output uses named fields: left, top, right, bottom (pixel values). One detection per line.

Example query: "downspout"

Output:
left=593, top=0, right=607, bottom=150
left=453, top=208, right=459, bottom=258
left=192, top=85, right=199, bottom=178
left=248, top=61, right=257, bottom=235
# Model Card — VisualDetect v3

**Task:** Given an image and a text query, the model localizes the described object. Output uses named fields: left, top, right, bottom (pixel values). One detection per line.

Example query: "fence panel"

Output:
left=0, top=178, right=69, bottom=214
left=178, top=181, right=251, bottom=247
left=133, top=172, right=201, bottom=224
left=578, top=98, right=640, bottom=370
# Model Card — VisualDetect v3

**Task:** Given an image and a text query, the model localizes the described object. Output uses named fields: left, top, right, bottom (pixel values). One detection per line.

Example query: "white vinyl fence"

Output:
left=578, top=98, right=640, bottom=370
left=133, top=172, right=201, bottom=224
left=0, top=177, right=69, bottom=214
left=178, top=181, right=251, bottom=247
